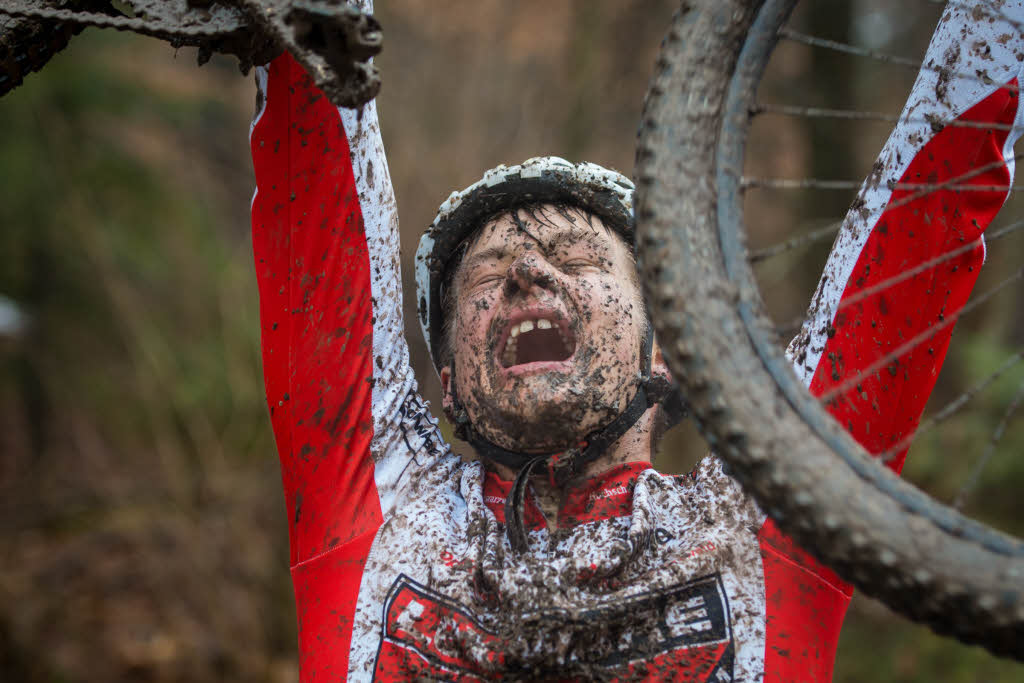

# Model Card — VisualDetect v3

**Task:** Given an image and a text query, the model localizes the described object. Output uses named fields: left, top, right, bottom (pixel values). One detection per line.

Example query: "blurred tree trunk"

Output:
left=802, top=0, right=859, bottom=292
left=564, top=0, right=602, bottom=161
left=806, top=0, right=857, bottom=181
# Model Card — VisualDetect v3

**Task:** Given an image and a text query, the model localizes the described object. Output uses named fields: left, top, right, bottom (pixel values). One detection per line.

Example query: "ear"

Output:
left=650, top=338, right=673, bottom=383
left=440, top=365, right=455, bottom=417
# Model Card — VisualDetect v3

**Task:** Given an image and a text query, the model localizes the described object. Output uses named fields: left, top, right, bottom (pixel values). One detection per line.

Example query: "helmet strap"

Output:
left=447, top=323, right=687, bottom=553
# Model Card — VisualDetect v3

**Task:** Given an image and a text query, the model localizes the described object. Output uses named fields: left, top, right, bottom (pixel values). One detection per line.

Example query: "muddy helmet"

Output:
left=415, top=156, right=636, bottom=374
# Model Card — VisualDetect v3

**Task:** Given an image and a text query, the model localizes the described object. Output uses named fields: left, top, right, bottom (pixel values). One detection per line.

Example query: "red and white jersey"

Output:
left=249, top=2, right=1023, bottom=680
left=788, top=0, right=1024, bottom=473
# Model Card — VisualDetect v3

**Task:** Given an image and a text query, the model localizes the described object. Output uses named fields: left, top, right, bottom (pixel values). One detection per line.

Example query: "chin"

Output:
left=473, top=388, right=616, bottom=453
left=461, top=351, right=633, bottom=451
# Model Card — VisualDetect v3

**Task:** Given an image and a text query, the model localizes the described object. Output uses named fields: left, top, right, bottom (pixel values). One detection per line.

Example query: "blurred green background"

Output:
left=1, top=1, right=1022, bottom=681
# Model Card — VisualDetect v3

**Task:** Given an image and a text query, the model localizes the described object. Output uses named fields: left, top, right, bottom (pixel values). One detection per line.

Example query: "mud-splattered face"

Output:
left=441, top=204, right=646, bottom=453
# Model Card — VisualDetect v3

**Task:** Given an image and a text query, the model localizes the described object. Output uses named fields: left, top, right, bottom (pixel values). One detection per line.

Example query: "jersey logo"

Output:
left=397, top=390, right=443, bottom=459
left=371, top=573, right=734, bottom=681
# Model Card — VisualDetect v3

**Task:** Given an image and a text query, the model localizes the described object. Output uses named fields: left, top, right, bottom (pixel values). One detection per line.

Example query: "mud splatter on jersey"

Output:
left=249, top=2, right=1024, bottom=680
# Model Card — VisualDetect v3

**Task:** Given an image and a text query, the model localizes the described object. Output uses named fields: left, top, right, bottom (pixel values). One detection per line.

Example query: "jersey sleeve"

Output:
left=787, top=0, right=1024, bottom=474
left=250, top=45, right=454, bottom=680
left=760, top=4, right=1024, bottom=679
left=250, top=49, right=446, bottom=569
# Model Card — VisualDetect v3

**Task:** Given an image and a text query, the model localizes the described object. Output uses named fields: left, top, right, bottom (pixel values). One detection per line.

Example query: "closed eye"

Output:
left=561, top=259, right=600, bottom=272
left=470, top=273, right=505, bottom=290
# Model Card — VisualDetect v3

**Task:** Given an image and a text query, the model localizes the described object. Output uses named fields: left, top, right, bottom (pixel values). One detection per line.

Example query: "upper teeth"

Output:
left=501, top=317, right=572, bottom=367
left=509, top=318, right=552, bottom=338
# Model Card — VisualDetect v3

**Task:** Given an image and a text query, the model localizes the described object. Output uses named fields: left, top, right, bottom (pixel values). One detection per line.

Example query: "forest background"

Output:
left=2, top=1, right=1023, bottom=681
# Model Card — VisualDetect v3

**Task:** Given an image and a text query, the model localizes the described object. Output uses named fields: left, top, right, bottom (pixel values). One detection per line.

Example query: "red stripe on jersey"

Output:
left=251, top=53, right=385, bottom=678
left=292, top=529, right=379, bottom=679
left=759, top=520, right=852, bottom=682
left=810, top=79, right=1018, bottom=473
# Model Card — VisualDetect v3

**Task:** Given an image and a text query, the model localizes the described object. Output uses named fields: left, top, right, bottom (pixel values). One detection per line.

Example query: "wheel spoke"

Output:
left=752, top=102, right=1024, bottom=133
left=818, top=266, right=1024, bottom=405
left=953, top=380, right=1024, bottom=510
left=778, top=27, right=923, bottom=69
left=834, top=218, right=1024, bottom=314
left=749, top=153, right=1024, bottom=262
left=742, top=177, right=1024, bottom=192
left=880, top=347, right=1024, bottom=463
left=779, top=26, right=1021, bottom=93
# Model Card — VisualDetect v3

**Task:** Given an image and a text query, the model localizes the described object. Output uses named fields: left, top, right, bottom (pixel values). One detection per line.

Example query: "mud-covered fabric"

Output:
left=351, top=457, right=767, bottom=680
left=249, top=1, right=1024, bottom=680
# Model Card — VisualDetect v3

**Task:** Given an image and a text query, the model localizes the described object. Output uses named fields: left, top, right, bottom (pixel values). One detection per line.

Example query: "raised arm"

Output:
left=250, top=40, right=448, bottom=679
left=789, top=0, right=1024, bottom=473
left=251, top=49, right=403, bottom=563
left=759, top=4, right=1024, bottom=678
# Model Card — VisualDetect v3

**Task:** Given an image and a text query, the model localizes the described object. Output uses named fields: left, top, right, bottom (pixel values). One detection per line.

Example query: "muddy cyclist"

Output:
left=249, top=0, right=1024, bottom=679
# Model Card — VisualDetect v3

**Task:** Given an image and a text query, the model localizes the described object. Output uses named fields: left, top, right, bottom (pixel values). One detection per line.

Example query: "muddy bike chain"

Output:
left=0, top=0, right=382, bottom=107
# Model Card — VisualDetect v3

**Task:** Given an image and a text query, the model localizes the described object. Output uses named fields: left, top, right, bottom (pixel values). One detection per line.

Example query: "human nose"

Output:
left=504, top=251, right=556, bottom=297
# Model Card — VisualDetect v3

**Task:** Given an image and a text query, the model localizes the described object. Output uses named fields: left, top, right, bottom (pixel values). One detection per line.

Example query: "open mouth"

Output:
left=498, top=313, right=577, bottom=369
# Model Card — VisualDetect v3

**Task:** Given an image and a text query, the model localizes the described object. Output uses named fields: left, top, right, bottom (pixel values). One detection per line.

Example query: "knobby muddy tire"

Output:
left=634, top=0, right=1024, bottom=659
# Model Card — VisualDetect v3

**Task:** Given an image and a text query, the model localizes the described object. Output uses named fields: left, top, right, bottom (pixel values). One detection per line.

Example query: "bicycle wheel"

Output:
left=634, top=0, right=1024, bottom=659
